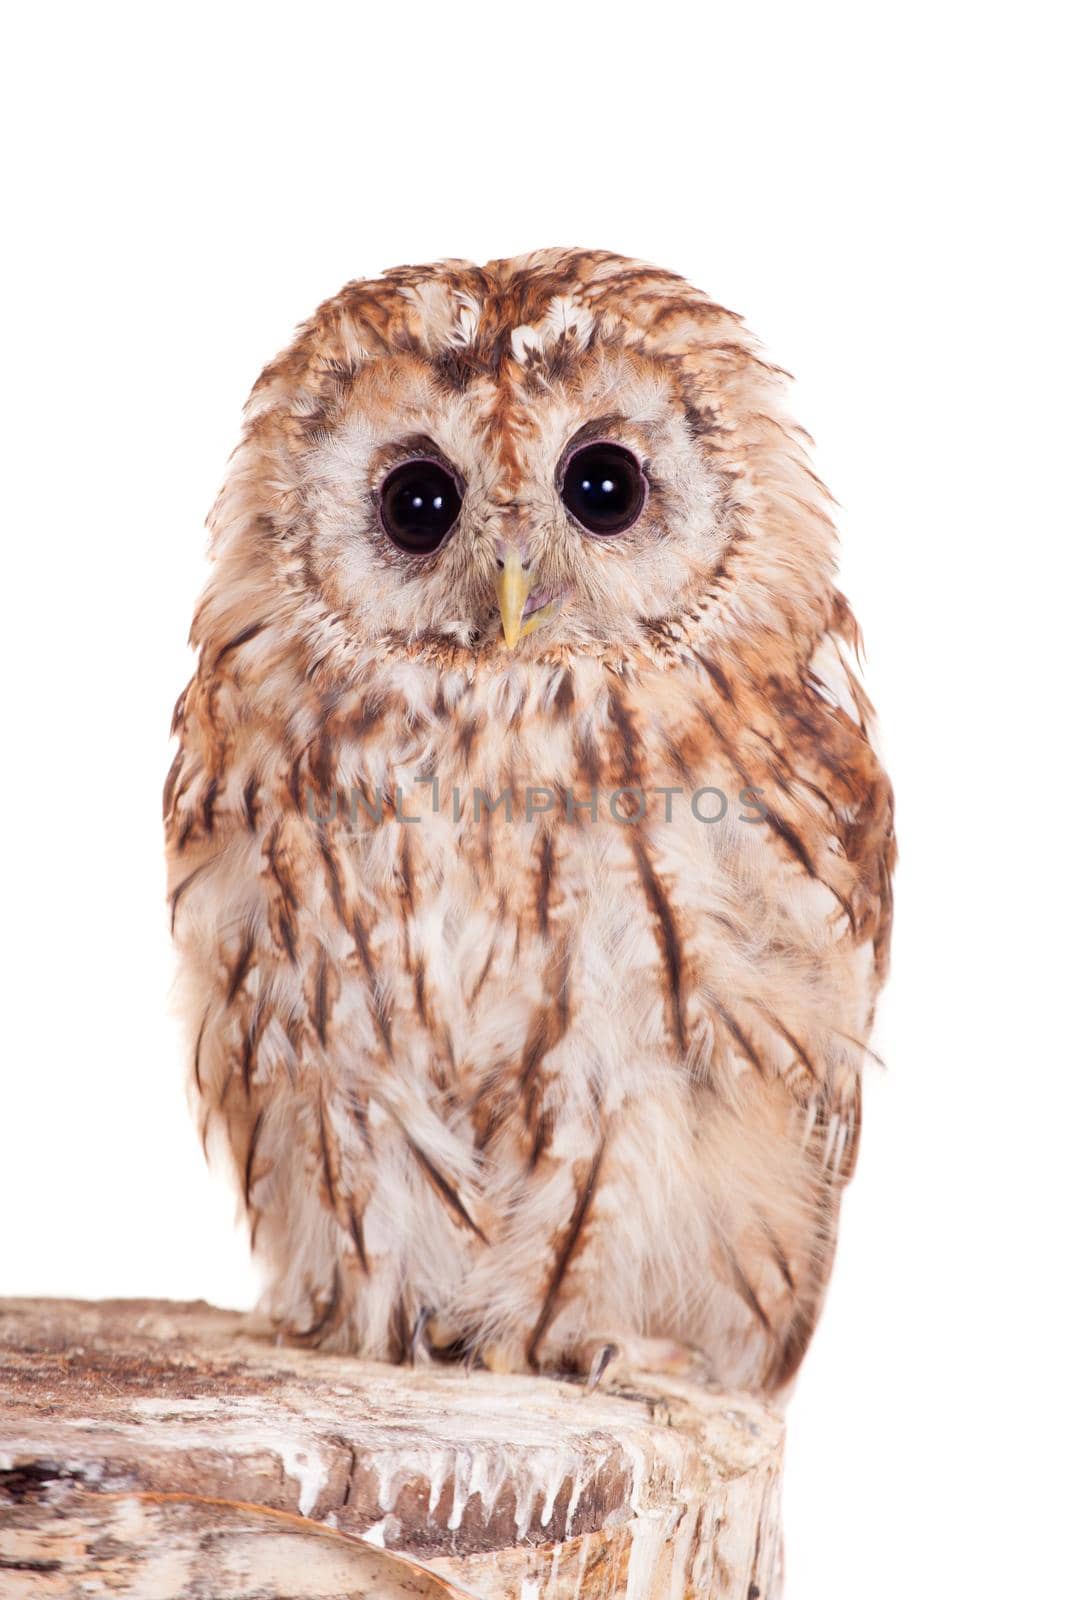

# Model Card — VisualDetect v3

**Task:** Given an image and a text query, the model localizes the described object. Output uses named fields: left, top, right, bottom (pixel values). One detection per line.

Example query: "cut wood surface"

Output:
left=0, top=1298, right=784, bottom=1598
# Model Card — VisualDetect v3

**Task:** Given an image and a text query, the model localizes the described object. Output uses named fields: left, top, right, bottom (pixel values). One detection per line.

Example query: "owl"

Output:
left=165, top=249, right=894, bottom=1396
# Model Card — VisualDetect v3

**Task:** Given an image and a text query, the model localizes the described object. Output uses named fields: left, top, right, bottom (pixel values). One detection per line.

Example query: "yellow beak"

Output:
left=495, top=548, right=534, bottom=649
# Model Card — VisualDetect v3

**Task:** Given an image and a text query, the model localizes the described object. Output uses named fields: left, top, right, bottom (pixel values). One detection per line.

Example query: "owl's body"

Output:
left=166, top=250, right=893, bottom=1394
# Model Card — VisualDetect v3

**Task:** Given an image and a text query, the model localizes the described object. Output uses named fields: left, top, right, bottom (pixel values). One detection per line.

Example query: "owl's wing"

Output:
left=782, top=622, right=892, bottom=1387
left=722, top=608, right=895, bottom=1392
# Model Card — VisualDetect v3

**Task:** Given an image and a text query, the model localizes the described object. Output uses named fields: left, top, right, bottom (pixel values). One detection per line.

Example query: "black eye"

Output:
left=379, top=458, right=462, bottom=554
left=559, top=441, right=646, bottom=535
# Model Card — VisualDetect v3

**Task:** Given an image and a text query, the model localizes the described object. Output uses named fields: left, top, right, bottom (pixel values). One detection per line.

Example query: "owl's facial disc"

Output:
left=494, top=547, right=566, bottom=648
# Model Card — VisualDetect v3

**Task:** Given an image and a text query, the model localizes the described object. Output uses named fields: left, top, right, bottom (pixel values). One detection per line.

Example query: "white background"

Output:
left=2, top=5, right=1061, bottom=1595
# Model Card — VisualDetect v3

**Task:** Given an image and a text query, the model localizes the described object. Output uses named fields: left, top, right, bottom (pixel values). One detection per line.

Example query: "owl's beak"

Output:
left=495, top=548, right=535, bottom=650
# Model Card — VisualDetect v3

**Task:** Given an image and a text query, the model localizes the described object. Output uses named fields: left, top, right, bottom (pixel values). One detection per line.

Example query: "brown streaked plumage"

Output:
left=165, top=249, right=894, bottom=1394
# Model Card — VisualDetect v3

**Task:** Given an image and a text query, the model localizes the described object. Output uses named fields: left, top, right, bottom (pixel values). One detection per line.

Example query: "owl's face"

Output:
left=206, top=251, right=837, bottom=679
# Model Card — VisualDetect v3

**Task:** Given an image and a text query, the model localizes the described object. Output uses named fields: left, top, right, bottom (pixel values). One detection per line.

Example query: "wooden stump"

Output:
left=0, top=1298, right=784, bottom=1598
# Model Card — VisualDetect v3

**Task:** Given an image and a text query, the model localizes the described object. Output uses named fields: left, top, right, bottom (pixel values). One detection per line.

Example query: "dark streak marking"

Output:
left=432, top=345, right=484, bottom=392
left=710, top=998, right=766, bottom=1076
left=193, top=1008, right=209, bottom=1094
left=577, top=730, right=602, bottom=791
left=243, top=1110, right=264, bottom=1208
left=242, top=774, right=260, bottom=832
left=398, top=830, right=416, bottom=918
left=318, top=834, right=347, bottom=926
left=729, top=711, right=858, bottom=933
left=201, top=777, right=219, bottom=836
left=442, top=1026, right=456, bottom=1076
left=758, top=1212, right=797, bottom=1294
left=317, top=1096, right=336, bottom=1210
left=553, top=670, right=575, bottom=718
left=468, top=935, right=497, bottom=1006
left=389, top=1298, right=411, bottom=1365
left=308, top=732, right=334, bottom=798
left=265, top=825, right=299, bottom=963
left=347, top=1202, right=370, bottom=1274
left=287, top=759, right=303, bottom=814
left=518, top=943, right=571, bottom=1126
left=170, top=861, right=210, bottom=932
left=518, top=1009, right=551, bottom=1103
left=763, top=807, right=857, bottom=933
left=527, top=1138, right=607, bottom=1368
left=413, top=956, right=430, bottom=1028
left=471, top=1085, right=506, bottom=1154
left=757, top=1004, right=817, bottom=1080
left=336, top=1443, right=359, bottom=1511
left=831, top=1027, right=885, bottom=1069
left=226, top=929, right=255, bottom=1005
left=607, top=689, right=643, bottom=786
left=698, top=694, right=859, bottom=933
left=213, top=620, right=267, bottom=668
left=406, top=1137, right=488, bottom=1243
left=528, top=1109, right=554, bottom=1172
left=772, top=1297, right=817, bottom=1391
left=723, top=1237, right=773, bottom=1335
left=313, top=950, right=331, bottom=1045
left=693, top=650, right=736, bottom=703
left=277, top=909, right=296, bottom=964
left=630, top=836, right=686, bottom=1050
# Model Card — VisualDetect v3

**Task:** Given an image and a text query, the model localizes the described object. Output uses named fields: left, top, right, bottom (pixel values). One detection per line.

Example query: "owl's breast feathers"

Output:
left=165, top=600, right=892, bottom=1384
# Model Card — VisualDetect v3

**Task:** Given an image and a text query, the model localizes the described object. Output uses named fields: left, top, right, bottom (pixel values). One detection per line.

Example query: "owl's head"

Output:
left=200, top=251, right=838, bottom=681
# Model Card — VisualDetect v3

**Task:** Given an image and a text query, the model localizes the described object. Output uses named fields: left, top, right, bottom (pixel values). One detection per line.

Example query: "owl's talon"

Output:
left=548, top=1334, right=719, bottom=1395
left=409, top=1306, right=433, bottom=1365
left=584, top=1342, right=620, bottom=1394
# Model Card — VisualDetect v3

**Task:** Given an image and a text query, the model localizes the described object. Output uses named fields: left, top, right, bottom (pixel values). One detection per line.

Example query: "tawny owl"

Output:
left=165, top=249, right=894, bottom=1396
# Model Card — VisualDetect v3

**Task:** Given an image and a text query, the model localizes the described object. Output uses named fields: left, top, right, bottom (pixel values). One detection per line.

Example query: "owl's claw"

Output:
left=557, top=1335, right=719, bottom=1395
left=584, top=1342, right=619, bottom=1394
left=409, top=1306, right=433, bottom=1366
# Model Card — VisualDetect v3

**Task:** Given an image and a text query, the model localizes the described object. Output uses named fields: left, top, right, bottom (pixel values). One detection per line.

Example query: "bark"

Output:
left=0, top=1298, right=783, bottom=1598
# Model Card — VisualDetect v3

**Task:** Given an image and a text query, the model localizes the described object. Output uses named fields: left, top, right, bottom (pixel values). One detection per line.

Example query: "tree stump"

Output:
left=0, top=1298, right=784, bottom=1598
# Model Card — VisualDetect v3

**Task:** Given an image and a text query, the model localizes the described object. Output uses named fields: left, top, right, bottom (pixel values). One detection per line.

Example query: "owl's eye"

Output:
left=559, top=442, right=646, bottom=536
left=379, top=458, right=462, bottom=554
